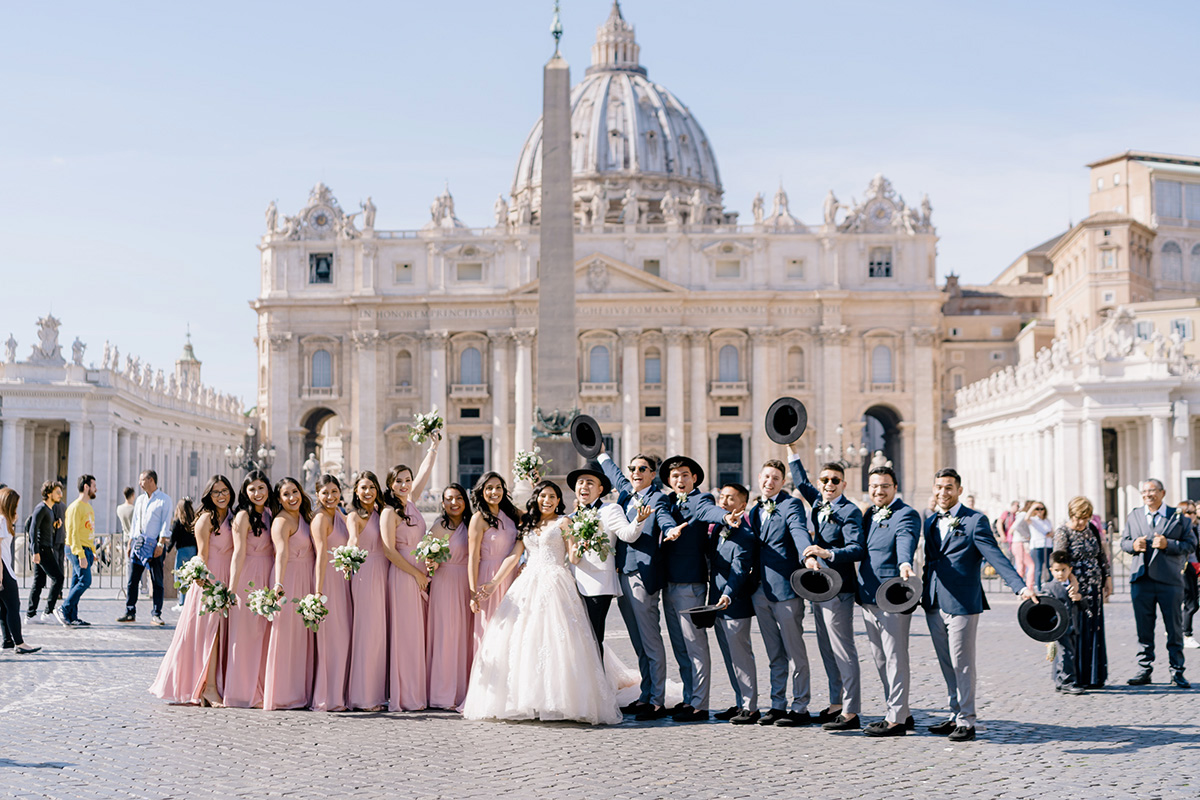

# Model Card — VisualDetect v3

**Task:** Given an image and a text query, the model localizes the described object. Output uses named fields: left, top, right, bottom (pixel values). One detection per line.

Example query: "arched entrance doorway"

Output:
left=861, top=405, right=903, bottom=493
left=301, top=408, right=345, bottom=481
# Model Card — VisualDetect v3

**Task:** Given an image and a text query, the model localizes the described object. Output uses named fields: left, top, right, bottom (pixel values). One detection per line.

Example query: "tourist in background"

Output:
left=0, top=488, right=40, bottom=654
left=27, top=481, right=66, bottom=625
left=1008, top=501, right=1035, bottom=590
left=1026, top=501, right=1054, bottom=591
left=117, top=471, right=173, bottom=626
left=60, top=475, right=97, bottom=626
left=1053, top=498, right=1113, bottom=688
left=310, top=474, right=352, bottom=712
left=224, top=470, right=274, bottom=708
left=117, top=486, right=147, bottom=598
left=1180, top=499, right=1199, bottom=650
left=169, top=497, right=197, bottom=608
left=426, top=483, right=474, bottom=710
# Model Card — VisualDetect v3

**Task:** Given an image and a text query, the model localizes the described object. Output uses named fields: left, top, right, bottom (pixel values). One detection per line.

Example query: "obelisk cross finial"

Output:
left=551, top=1, right=563, bottom=53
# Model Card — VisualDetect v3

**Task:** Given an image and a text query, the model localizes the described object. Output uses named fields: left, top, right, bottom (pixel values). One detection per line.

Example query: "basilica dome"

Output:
left=509, top=2, right=728, bottom=226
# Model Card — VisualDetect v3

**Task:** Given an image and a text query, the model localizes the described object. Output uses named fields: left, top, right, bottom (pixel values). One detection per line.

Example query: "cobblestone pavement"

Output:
left=1, top=592, right=1196, bottom=800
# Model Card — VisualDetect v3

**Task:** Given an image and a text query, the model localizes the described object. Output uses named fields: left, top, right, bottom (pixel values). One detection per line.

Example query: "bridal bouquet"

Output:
left=512, top=447, right=548, bottom=483
left=330, top=545, right=369, bottom=579
left=174, top=555, right=211, bottom=589
left=199, top=581, right=236, bottom=617
left=411, top=533, right=452, bottom=573
left=408, top=408, right=444, bottom=444
left=571, top=507, right=610, bottom=562
left=246, top=583, right=285, bottom=621
left=293, top=593, right=329, bottom=632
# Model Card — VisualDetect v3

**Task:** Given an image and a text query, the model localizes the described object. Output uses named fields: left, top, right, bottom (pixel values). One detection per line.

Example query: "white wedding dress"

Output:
left=461, top=518, right=622, bottom=725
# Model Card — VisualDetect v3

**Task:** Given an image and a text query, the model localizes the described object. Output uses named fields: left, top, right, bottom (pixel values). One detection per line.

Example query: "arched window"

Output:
left=1162, top=241, right=1183, bottom=281
left=643, top=349, right=661, bottom=384
left=311, top=350, right=332, bottom=389
left=395, top=350, right=413, bottom=386
left=589, top=345, right=611, bottom=383
left=787, top=347, right=804, bottom=383
left=871, top=345, right=893, bottom=383
left=1190, top=244, right=1200, bottom=284
left=718, top=345, right=739, bottom=382
left=460, top=347, right=483, bottom=385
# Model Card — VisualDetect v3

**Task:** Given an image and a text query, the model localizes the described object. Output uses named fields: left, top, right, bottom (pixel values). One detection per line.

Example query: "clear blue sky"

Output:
left=3, top=0, right=1198, bottom=403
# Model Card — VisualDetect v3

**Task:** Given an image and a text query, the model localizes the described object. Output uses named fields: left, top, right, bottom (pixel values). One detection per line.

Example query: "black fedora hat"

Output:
left=566, top=460, right=613, bottom=497
left=1017, top=594, right=1070, bottom=643
left=681, top=604, right=720, bottom=629
left=570, top=414, right=603, bottom=459
left=765, top=397, right=808, bottom=445
left=790, top=567, right=843, bottom=603
left=659, top=455, right=704, bottom=487
left=875, top=576, right=922, bottom=614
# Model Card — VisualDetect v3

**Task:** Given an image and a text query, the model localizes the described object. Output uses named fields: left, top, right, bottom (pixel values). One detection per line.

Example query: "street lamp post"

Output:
left=815, top=423, right=868, bottom=470
left=226, top=424, right=276, bottom=474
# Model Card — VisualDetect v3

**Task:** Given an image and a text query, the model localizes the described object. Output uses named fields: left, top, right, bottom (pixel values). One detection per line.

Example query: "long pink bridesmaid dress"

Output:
left=347, top=511, right=389, bottom=710
left=149, top=512, right=234, bottom=703
left=472, top=512, right=519, bottom=650
left=311, top=512, right=352, bottom=712
left=223, top=510, right=275, bottom=709
left=263, top=518, right=315, bottom=710
left=426, top=521, right=472, bottom=709
left=387, top=501, right=428, bottom=711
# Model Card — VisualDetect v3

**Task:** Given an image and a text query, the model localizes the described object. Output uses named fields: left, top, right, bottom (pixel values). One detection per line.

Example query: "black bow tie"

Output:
left=937, top=510, right=951, bottom=519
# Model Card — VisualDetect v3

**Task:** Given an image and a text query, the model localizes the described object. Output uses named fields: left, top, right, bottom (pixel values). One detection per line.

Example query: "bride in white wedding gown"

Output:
left=462, top=481, right=622, bottom=725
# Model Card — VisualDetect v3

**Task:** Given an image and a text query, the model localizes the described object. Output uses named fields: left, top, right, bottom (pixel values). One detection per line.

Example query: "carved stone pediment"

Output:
left=699, top=239, right=755, bottom=258
left=511, top=253, right=685, bottom=296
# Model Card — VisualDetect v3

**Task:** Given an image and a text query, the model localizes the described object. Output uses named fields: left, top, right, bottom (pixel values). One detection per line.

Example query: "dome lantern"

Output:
left=587, top=2, right=644, bottom=76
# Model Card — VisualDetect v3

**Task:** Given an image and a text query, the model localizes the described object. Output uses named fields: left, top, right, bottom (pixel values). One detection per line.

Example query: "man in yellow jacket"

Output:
left=60, top=475, right=96, bottom=627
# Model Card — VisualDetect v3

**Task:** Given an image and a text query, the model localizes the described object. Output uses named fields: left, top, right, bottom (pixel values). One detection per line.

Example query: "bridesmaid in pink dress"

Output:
left=224, top=470, right=275, bottom=709
left=381, top=438, right=440, bottom=711
left=467, top=472, right=522, bottom=649
left=426, top=483, right=474, bottom=709
left=346, top=471, right=389, bottom=711
left=310, top=474, right=352, bottom=712
left=150, top=475, right=236, bottom=704
left=263, top=477, right=316, bottom=711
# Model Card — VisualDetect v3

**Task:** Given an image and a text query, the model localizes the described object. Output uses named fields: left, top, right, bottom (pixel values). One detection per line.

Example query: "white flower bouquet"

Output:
left=408, top=408, right=444, bottom=444
left=512, top=447, right=548, bottom=483
left=571, top=507, right=610, bottom=562
left=330, top=545, right=369, bottom=580
left=198, top=581, right=236, bottom=618
left=174, top=555, right=212, bottom=589
left=411, top=533, right=452, bottom=573
left=293, top=593, right=329, bottom=632
left=246, top=583, right=285, bottom=621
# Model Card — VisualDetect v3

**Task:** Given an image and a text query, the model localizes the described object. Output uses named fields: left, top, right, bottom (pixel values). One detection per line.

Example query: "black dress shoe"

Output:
left=864, top=722, right=906, bottom=737
left=1171, top=673, right=1191, bottom=689
left=669, top=701, right=688, bottom=712
left=1058, top=684, right=1087, bottom=695
left=905, top=715, right=915, bottom=730
left=15, top=644, right=42, bottom=655
left=672, top=706, right=709, bottom=722
left=757, top=708, right=787, bottom=726
left=713, top=706, right=740, bottom=721
left=948, top=725, right=976, bottom=742
left=927, top=720, right=957, bottom=735
left=116, top=613, right=136, bottom=623
left=729, top=709, right=760, bottom=725
left=822, top=714, right=861, bottom=731
left=1127, top=671, right=1152, bottom=686
left=774, top=710, right=813, bottom=727
left=634, top=705, right=669, bottom=721
left=814, top=707, right=841, bottom=724
left=621, top=701, right=649, bottom=715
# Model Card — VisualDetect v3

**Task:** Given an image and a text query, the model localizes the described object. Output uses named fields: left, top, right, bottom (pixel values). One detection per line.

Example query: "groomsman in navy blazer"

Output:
left=922, top=468, right=1035, bottom=742
left=1121, top=478, right=1197, bottom=688
left=789, top=451, right=865, bottom=731
left=858, top=465, right=921, bottom=737
left=748, top=459, right=814, bottom=727
left=597, top=447, right=673, bottom=719
left=708, top=482, right=760, bottom=725
left=658, top=455, right=731, bottom=722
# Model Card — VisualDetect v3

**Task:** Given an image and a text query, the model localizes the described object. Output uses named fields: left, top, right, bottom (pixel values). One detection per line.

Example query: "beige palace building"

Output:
left=252, top=4, right=943, bottom=499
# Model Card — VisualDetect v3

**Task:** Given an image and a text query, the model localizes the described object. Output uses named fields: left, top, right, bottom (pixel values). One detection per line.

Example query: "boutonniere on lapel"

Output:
left=817, top=503, right=833, bottom=524
left=875, top=506, right=893, bottom=522
left=719, top=524, right=732, bottom=540
left=946, top=516, right=964, bottom=535
left=763, top=499, right=777, bottom=518
left=675, top=492, right=688, bottom=506
left=631, top=494, right=647, bottom=511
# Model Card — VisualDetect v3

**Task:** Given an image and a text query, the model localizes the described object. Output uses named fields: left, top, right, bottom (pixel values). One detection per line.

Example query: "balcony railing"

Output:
left=709, top=381, right=749, bottom=397
left=783, top=380, right=807, bottom=392
left=450, top=383, right=489, bottom=399
left=303, top=386, right=336, bottom=398
left=580, top=382, right=618, bottom=397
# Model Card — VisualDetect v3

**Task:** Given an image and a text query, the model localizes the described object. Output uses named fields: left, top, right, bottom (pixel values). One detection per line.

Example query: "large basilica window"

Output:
left=311, top=350, right=332, bottom=389
left=395, top=350, right=413, bottom=387
left=718, top=345, right=740, bottom=382
left=1161, top=241, right=1183, bottom=282
left=1190, top=244, right=1200, bottom=284
left=871, top=345, right=893, bottom=384
left=644, top=349, right=661, bottom=385
left=460, top=347, right=483, bottom=385
left=589, top=345, right=611, bottom=383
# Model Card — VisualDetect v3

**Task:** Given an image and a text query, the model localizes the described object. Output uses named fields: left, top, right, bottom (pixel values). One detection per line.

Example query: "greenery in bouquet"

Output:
left=330, top=545, right=369, bottom=579
left=571, top=506, right=610, bottom=562
left=512, top=447, right=549, bottom=483
left=199, top=581, right=236, bottom=618
left=293, top=593, right=329, bottom=632
left=173, top=555, right=211, bottom=589
left=408, top=408, right=444, bottom=444
left=411, top=533, right=452, bottom=573
left=246, top=583, right=285, bottom=621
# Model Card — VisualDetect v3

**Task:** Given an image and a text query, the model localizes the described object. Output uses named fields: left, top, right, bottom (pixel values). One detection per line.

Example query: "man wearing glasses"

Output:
left=598, top=447, right=673, bottom=720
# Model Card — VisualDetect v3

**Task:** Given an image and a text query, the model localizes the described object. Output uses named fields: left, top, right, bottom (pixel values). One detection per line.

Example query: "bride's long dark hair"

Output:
left=519, top=480, right=565, bottom=534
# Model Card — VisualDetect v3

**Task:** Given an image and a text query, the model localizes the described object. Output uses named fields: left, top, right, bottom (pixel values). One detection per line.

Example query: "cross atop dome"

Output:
left=588, top=1, right=645, bottom=76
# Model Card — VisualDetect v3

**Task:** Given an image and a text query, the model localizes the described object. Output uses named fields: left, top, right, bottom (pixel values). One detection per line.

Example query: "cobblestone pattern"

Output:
left=0, top=593, right=1195, bottom=800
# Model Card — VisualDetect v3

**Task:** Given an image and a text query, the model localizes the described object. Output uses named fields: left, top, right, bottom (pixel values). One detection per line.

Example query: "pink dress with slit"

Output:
left=223, top=510, right=275, bottom=709
left=263, top=517, right=315, bottom=710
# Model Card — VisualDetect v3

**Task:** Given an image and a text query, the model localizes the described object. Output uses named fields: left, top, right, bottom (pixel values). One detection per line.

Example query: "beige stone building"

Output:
left=253, top=4, right=943, bottom=500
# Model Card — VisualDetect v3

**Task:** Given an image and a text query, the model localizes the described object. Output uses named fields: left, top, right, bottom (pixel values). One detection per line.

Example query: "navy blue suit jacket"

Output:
left=747, top=494, right=811, bottom=602
left=657, top=488, right=726, bottom=585
left=921, top=504, right=1026, bottom=615
left=789, top=457, right=865, bottom=595
left=858, top=499, right=921, bottom=606
left=1120, top=505, right=1196, bottom=587
left=599, top=455, right=666, bottom=593
left=708, top=516, right=757, bottom=620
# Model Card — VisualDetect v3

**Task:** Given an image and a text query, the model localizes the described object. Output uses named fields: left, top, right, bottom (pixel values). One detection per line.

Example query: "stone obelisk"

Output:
left=534, top=4, right=579, bottom=472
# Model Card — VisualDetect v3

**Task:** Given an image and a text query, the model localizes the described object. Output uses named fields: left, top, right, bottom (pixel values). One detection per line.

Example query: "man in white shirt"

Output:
left=117, top=470, right=173, bottom=626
